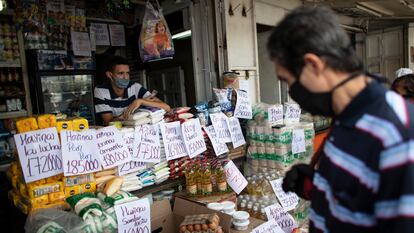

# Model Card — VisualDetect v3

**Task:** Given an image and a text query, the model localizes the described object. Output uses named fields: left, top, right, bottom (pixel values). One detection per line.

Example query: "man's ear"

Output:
left=303, top=53, right=326, bottom=76
left=105, top=71, right=113, bottom=81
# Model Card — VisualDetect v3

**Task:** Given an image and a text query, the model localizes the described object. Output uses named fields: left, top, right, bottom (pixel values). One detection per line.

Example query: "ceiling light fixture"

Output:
left=172, top=30, right=191, bottom=40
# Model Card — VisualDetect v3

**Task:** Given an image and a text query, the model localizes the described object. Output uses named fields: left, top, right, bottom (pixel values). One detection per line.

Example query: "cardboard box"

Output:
left=174, top=191, right=237, bottom=205
left=151, top=197, right=232, bottom=233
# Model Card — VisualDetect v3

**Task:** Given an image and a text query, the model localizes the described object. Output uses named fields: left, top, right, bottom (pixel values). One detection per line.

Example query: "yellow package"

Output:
left=11, top=176, right=19, bottom=189
left=72, top=118, right=89, bottom=131
left=64, top=185, right=81, bottom=198
left=46, top=174, right=63, bottom=183
left=37, top=114, right=57, bottom=129
left=9, top=161, right=19, bottom=176
left=21, top=194, right=49, bottom=208
left=56, top=120, right=73, bottom=133
left=16, top=117, right=38, bottom=133
left=49, top=191, right=65, bottom=203
left=17, top=181, right=28, bottom=197
left=26, top=179, right=46, bottom=189
left=63, top=174, right=95, bottom=187
left=27, top=182, right=63, bottom=199
left=80, top=182, right=97, bottom=194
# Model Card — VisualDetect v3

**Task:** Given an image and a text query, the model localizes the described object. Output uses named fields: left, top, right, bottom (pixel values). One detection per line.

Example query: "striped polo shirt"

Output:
left=94, top=82, right=151, bottom=117
left=309, top=81, right=414, bottom=233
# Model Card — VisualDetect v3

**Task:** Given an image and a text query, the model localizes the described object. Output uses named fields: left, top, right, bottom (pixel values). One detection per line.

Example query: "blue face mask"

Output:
left=114, top=78, right=129, bottom=89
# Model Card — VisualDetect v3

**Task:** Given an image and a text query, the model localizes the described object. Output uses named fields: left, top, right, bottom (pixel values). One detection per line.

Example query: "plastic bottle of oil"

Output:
left=215, top=166, right=228, bottom=193
left=203, top=163, right=213, bottom=195
left=195, top=161, right=203, bottom=195
left=185, top=164, right=197, bottom=196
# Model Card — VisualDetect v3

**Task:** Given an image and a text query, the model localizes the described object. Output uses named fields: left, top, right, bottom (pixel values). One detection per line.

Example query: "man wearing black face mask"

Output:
left=267, top=6, right=414, bottom=233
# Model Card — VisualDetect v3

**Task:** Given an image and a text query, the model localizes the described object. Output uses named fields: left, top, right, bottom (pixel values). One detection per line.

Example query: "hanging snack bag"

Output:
left=139, top=0, right=175, bottom=62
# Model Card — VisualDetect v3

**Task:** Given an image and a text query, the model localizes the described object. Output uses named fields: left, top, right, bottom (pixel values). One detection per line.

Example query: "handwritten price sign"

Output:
left=227, top=117, right=246, bottom=148
left=264, top=203, right=298, bottom=233
left=160, top=121, right=187, bottom=161
left=284, top=103, right=301, bottom=124
left=224, top=161, right=248, bottom=194
left=133, top=124, right=161, bottom=163
left=210, top=113, right=231, bottom=143
left=15, top=127, right=63, bottom=183
left=118, top=131, right=145, bottom=176
left=251, top=219, right=285, bottom=233
left=61, top=130, right=102, bottom=176
left=270, top=178, right=299, bottom=212
left=268, top=105, right=284, bottom=126
left=204, top=126, right=229, bottom=156
left=181, top=119, right=207, bottom=158
left=291, top=129, right=306, bottom=154
left=96, top=126, right=131, bottom=169
left=115, top=198, right=151, bottom=233
left=234, top=90, right=253, bottom=119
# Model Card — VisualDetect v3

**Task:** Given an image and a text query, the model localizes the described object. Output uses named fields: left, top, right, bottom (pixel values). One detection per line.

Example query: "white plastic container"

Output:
left=232, top=220, right=250, bottom=231
left=232, top=211, right=250, bottom=224
left=221, top=201, right=236, bottom=212
left=207, top=202, right=223, bottom=212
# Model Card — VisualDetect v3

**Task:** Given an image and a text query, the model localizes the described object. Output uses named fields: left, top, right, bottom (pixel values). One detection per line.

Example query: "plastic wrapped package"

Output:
left=25, top=208, right=83, bottom=233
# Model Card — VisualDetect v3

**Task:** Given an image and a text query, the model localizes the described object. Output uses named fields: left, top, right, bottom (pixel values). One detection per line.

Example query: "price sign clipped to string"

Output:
left=96, top=126, right=131, bottom=169
left=181, top=119, right=207, bottom=158
left=251, top=219, right=285, bottom=233
left=61, top=130, right=102, bottom=176
left=160, top=121, right=188, bottom=161
left=268, top=105, right=284, bottom=126
left=118, top=130, right=145, bottom=176
left=284, top=103, right=301, bottom=124
left=234, top=90, right=253, bottom=119
left=264, top=203, right=298, bottom=233
left=115, top=198, right=151, bottom=233
left=204, top=126, right=229, bottom=156
left=227, top=117, right=246, bottom=148
left=210, top=112, right=232, bottom=143
left=291, top=129, right=306, bottom=154
left=133, top=124, right=161, bottom=163
left=15, top=127, right=63, bottom=183
left=270, top=178, right=299, bottom=212
left=224, top=161, right=248, bottom=194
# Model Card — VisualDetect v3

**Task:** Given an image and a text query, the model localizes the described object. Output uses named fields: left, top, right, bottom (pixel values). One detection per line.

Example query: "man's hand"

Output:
left=123, top=99, right=144, bottom=120
left=282, top=163, right=314, bottom=200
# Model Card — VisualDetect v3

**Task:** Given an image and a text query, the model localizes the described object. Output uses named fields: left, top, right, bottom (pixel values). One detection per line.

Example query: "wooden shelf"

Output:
left=131, top=178, right=185, bottom=198
left=0, top=110, right=27, bottom=119
left=0, top=62, right=21, bottom=68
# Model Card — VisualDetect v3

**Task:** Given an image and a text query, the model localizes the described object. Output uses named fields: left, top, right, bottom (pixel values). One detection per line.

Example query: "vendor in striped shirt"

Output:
left=94, top=56, right=170, bottom=125
left=267, top=6, right=414, bottom=233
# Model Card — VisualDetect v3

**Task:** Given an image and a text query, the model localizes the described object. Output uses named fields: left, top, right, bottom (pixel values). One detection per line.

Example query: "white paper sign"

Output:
left=224, top=160, right=248, bottom=194
left=89, top=26, right=96, bottom=51
left=284, top=103, right=301, bottom=124
left=118, top=131, right=146, bottom=176
left=133, top=124, right=161, bottom=163
left=270, top=178, right=299, bottom=212
left=15, top=128, right=63, bottom=183
left=160, top=121, right=187, bottom=161
left=251, top=219, right=285, bottom=233
left=71, top=30, right=92, bottom=57
left=268, top=105, right=284, bottom=126
left=239, top=79, right=250, bottom=95
left=115, top=198, right=151, bottom=233
left=90, top=23, right=110, bottom=46
left=210, top=112, right=232, bottom=143
left=109, top=24, right=126, bottom=46
left=61, top=130, right=102, bottom=176
left=234, top=90, right=253, bottom=119
left=264, top=203, right=298, bottom=233
left=227, top=117, right=246, bottom=148
left=96, top=126, right=131, bottom=169
left=181, top=119, right=207, bottom=158
left=204, top=126, right=229, bottom=156
left=292, top=129, right=306, bottom=154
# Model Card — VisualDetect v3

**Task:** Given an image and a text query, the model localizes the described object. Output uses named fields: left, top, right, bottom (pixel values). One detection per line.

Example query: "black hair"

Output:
left=267, top=6, right=363, bottom=78
left=391, top=74, right=414, bottom=97
left=105, top=55, right=129, bottom=72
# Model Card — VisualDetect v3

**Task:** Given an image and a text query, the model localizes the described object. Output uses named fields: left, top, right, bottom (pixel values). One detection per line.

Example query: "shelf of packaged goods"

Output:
left=0, top=62, right=21, bottom=68
left=131, top=177, right=185, bottom=198
left=43, top=91, right=92, bottom=95
left=0, top=110, right=27, bottom=119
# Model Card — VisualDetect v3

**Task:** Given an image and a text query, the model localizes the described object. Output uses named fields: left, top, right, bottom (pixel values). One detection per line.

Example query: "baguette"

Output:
left=103, top=177, right=124, bottom=196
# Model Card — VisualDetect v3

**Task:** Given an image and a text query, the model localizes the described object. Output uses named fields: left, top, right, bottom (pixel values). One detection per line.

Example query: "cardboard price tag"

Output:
left=292, top=129, right=306, bottom=154
left=251, top=219, right=285, bottom=233
left=181, top=119, right=207, bottom=158
left=284, top=103, right=301, bottom=124
left=204, top=126, right=229, bottom=156
left=96, top=126, right=131, bottom=169
left=268, top=105, right=284, bottom=126
left=115, top=198, right=151, bottom=233
left=224, top=161, right=248, bottom=194
left=270, top=178, right=299, bottom=212
left=118, top=131, right=145, bottom=176
left=234, top=90, right=253, bottom=119
left=210, top=112, right=232, bottom=143
left=264, top=203, right=298, bottom=233
left=61, top=130, right=102, bottom=176
left=133, top=124, right=161, bottom=163
left=15, top=127, right=63, bottom=183
left=227, top=117, right=246, bottom=148
left=160, top=121, right=187, bottom=161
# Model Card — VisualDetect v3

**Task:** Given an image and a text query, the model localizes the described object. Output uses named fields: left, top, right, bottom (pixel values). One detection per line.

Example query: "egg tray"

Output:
left=180, top=214, right=216, bottom=226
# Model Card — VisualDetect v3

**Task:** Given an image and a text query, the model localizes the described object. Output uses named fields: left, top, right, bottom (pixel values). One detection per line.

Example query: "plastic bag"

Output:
left=25, top=208, right=82, bottom=233
left=139, top=0, right=174, bottom=62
